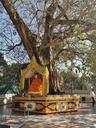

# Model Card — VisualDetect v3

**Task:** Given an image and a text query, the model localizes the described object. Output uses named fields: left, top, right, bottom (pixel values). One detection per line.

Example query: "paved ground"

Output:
left=0, top=103, right=96, bottom=128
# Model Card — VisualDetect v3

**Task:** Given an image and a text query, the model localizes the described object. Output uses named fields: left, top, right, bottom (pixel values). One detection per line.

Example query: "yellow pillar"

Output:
left=28, top=79, right=30, bottom=88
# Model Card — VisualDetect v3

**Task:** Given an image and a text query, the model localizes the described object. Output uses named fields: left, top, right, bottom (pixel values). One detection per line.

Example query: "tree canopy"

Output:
left=0, top=0, right=96, bottom=92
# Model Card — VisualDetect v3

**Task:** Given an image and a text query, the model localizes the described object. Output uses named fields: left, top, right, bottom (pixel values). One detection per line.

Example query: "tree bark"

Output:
left=0, top=0, right=60, bottom=94
left=0, top=0, right=41, bottom=64
left=44, top=2, right=58, bottom=94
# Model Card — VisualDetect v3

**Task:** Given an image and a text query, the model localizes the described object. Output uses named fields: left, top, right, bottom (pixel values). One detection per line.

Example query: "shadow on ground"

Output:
left=0, top=103, right=96, bottom=128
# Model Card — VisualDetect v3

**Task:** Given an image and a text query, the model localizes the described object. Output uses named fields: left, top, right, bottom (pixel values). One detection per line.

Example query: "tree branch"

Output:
left=0, top=0, right=41, bottom=64
left=53, top=48, right=88, bottom=62
left=53, top=19, right=79, bottom=26
left=7, top=42, right=22, bottom=51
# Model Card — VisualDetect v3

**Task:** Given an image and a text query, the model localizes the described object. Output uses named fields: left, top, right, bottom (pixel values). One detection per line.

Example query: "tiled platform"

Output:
left=0, top=120, right=24, bottom=128
left=0, top=103, right=96, bottom=128
left=22, top=114, right=96, bottom=127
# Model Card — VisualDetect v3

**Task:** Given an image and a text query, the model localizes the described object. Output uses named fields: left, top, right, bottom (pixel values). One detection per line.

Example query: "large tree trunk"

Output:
left=44, top=2, right=58, bottom=94
left=1, top=0, right=60, bottom=94
left=47, top=47, right=55, bottom=94
left=0, top=0, right=41, bottom=64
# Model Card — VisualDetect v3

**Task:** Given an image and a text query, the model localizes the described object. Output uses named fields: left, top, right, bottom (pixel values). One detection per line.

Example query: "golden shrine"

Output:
left=20, top=56, right=49, bottom=96
left=12, top=56, right=80, bottom=114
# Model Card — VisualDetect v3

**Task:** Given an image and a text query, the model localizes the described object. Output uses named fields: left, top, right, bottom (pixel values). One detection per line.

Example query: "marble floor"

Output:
left=0, top=103, right=96, bottom=128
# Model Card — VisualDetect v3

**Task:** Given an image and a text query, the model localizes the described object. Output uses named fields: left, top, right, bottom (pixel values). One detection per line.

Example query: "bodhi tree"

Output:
left=0, top=0, right=96, bottom=93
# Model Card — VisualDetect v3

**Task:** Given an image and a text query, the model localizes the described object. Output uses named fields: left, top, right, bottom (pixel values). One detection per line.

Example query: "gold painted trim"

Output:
left=20, top=56, right=49, bottom=96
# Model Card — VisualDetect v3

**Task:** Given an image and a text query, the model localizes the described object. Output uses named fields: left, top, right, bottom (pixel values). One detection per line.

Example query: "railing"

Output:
left=65, top=90, right=93, bottom=103
left=65, top=90, right=90, bottom=94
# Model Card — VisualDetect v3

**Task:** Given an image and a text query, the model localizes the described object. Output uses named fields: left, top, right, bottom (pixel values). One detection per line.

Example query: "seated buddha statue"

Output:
left=26, top=73, right=43, bottom=96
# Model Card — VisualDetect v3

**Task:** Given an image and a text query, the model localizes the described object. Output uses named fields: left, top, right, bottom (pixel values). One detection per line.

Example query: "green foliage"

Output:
left=85, top=31, right=96, bottom=72
left=0, top=63, right=21, bottom=86
left=61, top=71, right=87, bottom=90
left=88, top=30, right=96, bottom=41
left=0, top=52, right=23, bottom=87
left=19, top=0, right=26, bottom=4
left=0, top=53, right=7, bottom=85
left=0, top=53, right=7, bottom=66
left=5, top=64, right=21, bottom=86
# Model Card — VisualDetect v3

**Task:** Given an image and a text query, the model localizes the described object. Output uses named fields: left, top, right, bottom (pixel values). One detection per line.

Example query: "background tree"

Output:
left=0, top=52, right=7, bottom=85
left=0, top=0, right=96, bottom=93
left=0, top=63, right=21, bottom=87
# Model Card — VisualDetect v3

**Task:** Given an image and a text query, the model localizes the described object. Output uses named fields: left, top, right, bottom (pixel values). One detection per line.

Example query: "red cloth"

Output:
left=26, top=78, right=42, bottom=95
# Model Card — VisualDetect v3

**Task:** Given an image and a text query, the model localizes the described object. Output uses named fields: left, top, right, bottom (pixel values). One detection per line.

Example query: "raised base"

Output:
left=12, top=95, right=80, bottom=114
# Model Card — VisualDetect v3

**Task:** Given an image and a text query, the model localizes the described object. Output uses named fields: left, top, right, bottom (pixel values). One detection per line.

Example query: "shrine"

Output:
left=12, top=56, right=79, bottom=114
